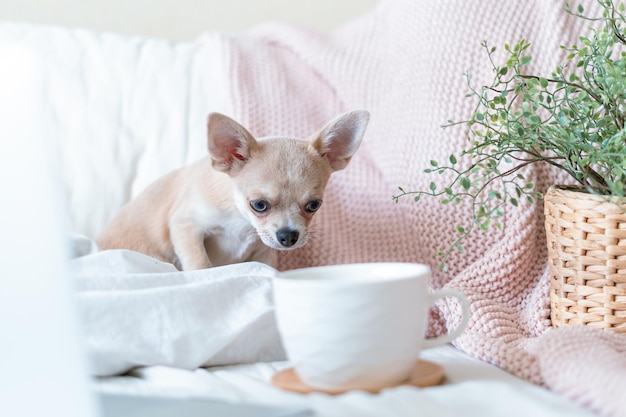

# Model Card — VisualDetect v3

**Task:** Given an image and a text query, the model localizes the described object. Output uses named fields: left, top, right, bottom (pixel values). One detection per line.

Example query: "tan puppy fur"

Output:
left=96, top=110, right=370, bottom=270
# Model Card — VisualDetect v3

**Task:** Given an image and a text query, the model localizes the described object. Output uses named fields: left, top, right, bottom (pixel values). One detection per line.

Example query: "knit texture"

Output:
left=216, top=1, right=625, bottom=416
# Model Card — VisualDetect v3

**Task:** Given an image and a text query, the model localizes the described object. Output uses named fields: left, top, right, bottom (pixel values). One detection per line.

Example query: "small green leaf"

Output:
left=456, top=225, right=466, bottom=234
left=460, top=177, right=471, bottom=191
left=449, top=154, right=457, bottom=165
left=429, top=181, right=436, bottom=191
left=488, top=191, right=502, bottom=200
left=430, top=160, right=438, bottom=167
left=414, top=195, right=421, bottom=202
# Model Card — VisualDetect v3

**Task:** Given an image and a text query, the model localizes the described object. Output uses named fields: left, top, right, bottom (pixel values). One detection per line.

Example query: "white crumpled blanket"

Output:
left=69, top=235, right=285, bottom=376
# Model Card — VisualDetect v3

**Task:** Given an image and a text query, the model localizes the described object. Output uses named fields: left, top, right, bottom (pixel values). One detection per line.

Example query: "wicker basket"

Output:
left=544, top=185, right=626, bottom=333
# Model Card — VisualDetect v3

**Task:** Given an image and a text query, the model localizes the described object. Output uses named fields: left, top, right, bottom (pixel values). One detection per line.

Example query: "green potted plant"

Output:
left=394, top=0, right=626, bottom=333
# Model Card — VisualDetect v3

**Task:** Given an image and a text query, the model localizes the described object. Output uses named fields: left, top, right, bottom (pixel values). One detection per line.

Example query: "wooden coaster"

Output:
left=271, top=359, right=444, bottom=395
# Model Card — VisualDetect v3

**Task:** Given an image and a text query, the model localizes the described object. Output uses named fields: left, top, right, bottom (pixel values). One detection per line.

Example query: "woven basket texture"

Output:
left=544, top=186, right=626, bottom=333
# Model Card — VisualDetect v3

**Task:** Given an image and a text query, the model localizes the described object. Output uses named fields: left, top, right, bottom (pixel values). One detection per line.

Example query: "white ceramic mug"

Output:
left=273, top=262, right=470, bottom=391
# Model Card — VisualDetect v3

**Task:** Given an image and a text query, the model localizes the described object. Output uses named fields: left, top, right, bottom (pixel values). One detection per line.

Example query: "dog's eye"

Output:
left=305, top=199, right=322, bottom=213
left=250, top=200, right=270, bottom=213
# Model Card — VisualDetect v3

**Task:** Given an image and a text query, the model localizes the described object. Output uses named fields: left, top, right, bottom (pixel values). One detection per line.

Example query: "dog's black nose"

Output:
left=276, top=228, right=299, bottom=248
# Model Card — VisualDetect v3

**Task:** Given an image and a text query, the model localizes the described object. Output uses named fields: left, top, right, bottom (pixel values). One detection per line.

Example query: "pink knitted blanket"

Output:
left=220, top=1, right=625, bottom=416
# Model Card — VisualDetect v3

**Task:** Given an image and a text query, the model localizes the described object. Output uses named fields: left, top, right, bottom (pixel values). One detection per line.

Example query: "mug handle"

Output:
left=422, top=288, right=470, bottom=349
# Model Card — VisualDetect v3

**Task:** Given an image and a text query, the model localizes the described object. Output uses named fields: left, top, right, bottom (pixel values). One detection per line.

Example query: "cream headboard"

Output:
left=0, top=0, right=378, bottom=40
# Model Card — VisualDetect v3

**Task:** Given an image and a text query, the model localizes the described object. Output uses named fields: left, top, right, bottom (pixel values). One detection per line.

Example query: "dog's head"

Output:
left=206, top=110, right=369, bottom=250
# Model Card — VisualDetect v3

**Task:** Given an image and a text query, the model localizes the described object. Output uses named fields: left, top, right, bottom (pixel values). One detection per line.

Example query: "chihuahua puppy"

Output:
left=96, top=110, right=369, bottom=270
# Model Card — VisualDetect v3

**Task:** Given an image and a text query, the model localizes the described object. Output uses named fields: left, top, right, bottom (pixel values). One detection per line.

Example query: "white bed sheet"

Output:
left=95, top=345, right=597, bottom=417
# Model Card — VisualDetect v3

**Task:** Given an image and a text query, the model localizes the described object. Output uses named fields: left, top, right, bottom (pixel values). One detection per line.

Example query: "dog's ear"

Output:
left=207, top=113, right=257, bottom=174
left=310, top=110, right=369, bottom=172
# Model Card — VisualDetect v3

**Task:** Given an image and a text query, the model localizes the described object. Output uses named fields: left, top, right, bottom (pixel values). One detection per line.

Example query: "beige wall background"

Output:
left=0, top=0, right=378, bottom=40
